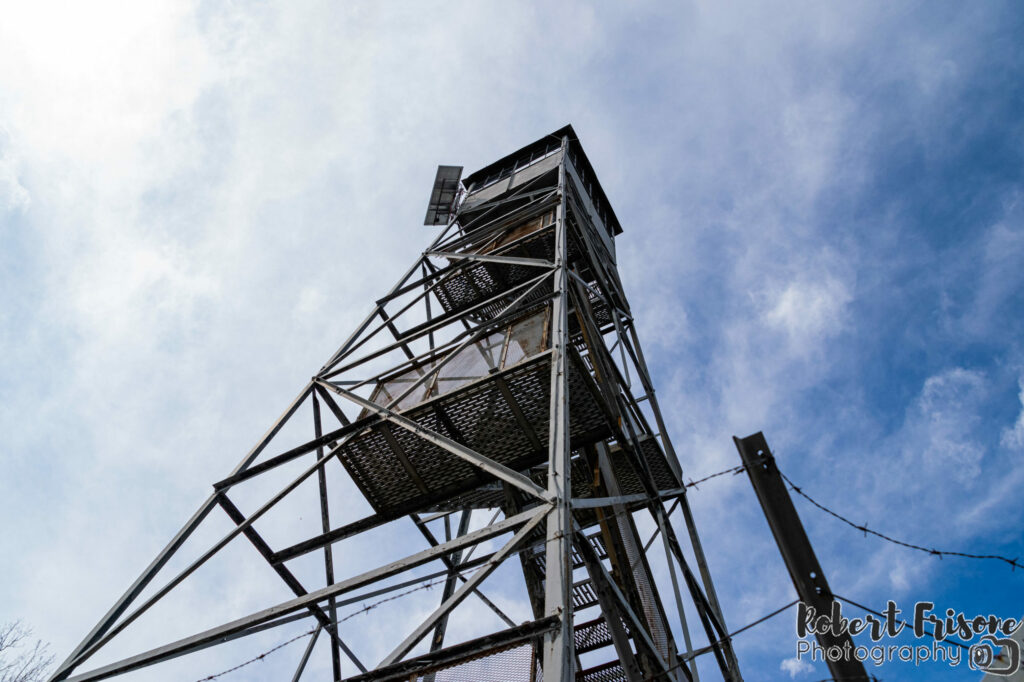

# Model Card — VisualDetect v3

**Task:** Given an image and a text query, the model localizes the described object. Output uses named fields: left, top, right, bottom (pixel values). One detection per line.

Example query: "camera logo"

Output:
left=970, top=635, right=1021, bottom=676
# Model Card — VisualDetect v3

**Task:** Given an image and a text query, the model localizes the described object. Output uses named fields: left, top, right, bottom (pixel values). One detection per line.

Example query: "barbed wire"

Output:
left=778, top=470, right=1023, bottom=571
left=641, top=598, right=801, bottom=680
left=833, top=594, right=971, bottom=652
left=643, top=592, right=912, bottom=681
left=683, top=463, right=747, bottom=489
left=193, top=576, right=450, bottom=681
left=193, top=628, right=315, bottom=681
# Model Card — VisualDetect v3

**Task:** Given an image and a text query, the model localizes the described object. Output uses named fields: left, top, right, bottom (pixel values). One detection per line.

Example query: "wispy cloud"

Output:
left=780, top=655, right=814, bottom=678
left=1001, top=379, right=1024, bottom=451
left=0, top=129, right=30, bottom=213
left=2, top=2, right=1023, bottom=681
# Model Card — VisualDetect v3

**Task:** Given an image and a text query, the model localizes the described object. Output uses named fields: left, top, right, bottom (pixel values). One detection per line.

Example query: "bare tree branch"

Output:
left=0, top=622, right=53, bottom=682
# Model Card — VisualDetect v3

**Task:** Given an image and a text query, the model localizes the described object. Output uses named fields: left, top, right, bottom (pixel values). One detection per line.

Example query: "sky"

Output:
left=1, top=1, right=1023, bottom=681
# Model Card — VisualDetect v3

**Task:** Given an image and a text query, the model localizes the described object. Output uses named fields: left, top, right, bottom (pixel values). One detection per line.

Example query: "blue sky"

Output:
left=1, top=2, right=1022, bottom=681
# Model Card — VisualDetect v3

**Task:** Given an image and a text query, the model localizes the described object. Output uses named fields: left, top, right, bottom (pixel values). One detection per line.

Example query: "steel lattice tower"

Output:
left=51, top=126, right=743, bottom=682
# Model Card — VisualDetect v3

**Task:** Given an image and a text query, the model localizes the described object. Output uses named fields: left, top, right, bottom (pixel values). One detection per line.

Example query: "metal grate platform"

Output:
left=574, top=616, right=629, bottom=655
left=606, top=435, right=679, bottom=496
left=434, top=227, right=558, bottom=322
left=577, top=660, right=628, bottom=682
left=571, top=579, right=600, bottom=611
left=433, top=225, right=611, bottom=326
left=336, top=352, right=611, bottom=515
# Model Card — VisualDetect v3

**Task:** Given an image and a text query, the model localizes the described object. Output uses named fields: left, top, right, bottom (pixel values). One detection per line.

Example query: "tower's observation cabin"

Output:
left=334, top=129, right=677, bottom=522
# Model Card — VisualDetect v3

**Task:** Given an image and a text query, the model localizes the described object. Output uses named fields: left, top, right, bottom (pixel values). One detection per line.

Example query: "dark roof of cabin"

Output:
left=461, top=124, right=623, bottom=235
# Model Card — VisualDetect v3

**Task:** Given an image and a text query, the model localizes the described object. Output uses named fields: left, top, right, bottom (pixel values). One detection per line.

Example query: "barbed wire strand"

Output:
left=646, top=594, right=896, bottom=682
left=778, top=470, right=1022, bottom=571
left=834, top=594, right=970, bottom=651
left=642, top=599, right=802, bottom=680
left=683, top=464, right=747, bottom=490
left=193, top=576, right=450, bottom=681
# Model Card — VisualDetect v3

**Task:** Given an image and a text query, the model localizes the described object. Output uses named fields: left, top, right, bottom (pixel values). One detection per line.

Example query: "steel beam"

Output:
left=343, top=616, right=560, bottom=682
left=71, top=434, right=369, bottom=666
left=60, top=507, right=546, bottom=682
left=734, top=432, right=869, bottom=682
left=425, top=509, right=473, bottom=657
left=425, top=250, right=554, bottom=269
left=290, top=626, right=321, bottom=682
left=622, top=321, right=738, bottom=673
left=409, top=512, right=516, bottom=629
left=215, top=495, right=365, bottom=673
left=322, top=269, right=552, bottom=380
left=319, top=217, right=461, bottom=374
left=48, top=495, right=218, bottom=682
left=592, top=442, right=685, bottom=681
left=378, top=508, right=546, bottom=666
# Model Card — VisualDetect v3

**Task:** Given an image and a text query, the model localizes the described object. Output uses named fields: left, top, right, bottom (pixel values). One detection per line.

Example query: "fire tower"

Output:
left=51, top=126, right=743, bottom=682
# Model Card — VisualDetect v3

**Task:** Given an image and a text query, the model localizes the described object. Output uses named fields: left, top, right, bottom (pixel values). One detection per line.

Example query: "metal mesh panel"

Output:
left=571, top=579, right=599, bottom=611
left=616, top=506, right=671, bottom=660
left=432, top=224, right=606, bottom=325
left=607, top=435, right=679, bottom=496
left=336, top=353, right=611, bottom=515
left=367, top=309, right=544, bottom=412
left=410, top=642, right=536, bottom=682
left=578, top=660, right=628, bottom=682
left=433, top=227, right=556, bottom=322
left=573, top=617, right=621, bottom=655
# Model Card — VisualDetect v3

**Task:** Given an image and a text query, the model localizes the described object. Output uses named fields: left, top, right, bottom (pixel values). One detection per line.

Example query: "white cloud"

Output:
left=0, top=145, right=30, bottom=213
left=763, top=275, right=851, bottom=350
left=781, top=91, right=856, bottom=203
left=957, top=204, right=1024, bottom=337
left=1001, top=378, right=1024, bottom=451
left=0, top=1, right=214, bottom=171
left=780, top=655, right=814, bottom=677
left=911, top=367, right=987, bottom=480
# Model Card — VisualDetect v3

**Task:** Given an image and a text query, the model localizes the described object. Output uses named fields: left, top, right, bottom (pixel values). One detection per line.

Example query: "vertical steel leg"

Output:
left=542, top=136, right=574, bottom=682
left=313, top=395, right=343, bottom=681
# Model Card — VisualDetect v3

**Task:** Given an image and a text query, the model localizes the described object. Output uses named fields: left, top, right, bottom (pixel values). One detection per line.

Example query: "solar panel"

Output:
left=423, top=164, right=463, bottom=225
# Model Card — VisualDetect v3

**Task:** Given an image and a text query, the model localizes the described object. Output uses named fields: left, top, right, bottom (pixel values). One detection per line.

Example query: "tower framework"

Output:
left=51, top=126, right=743, bottom=682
